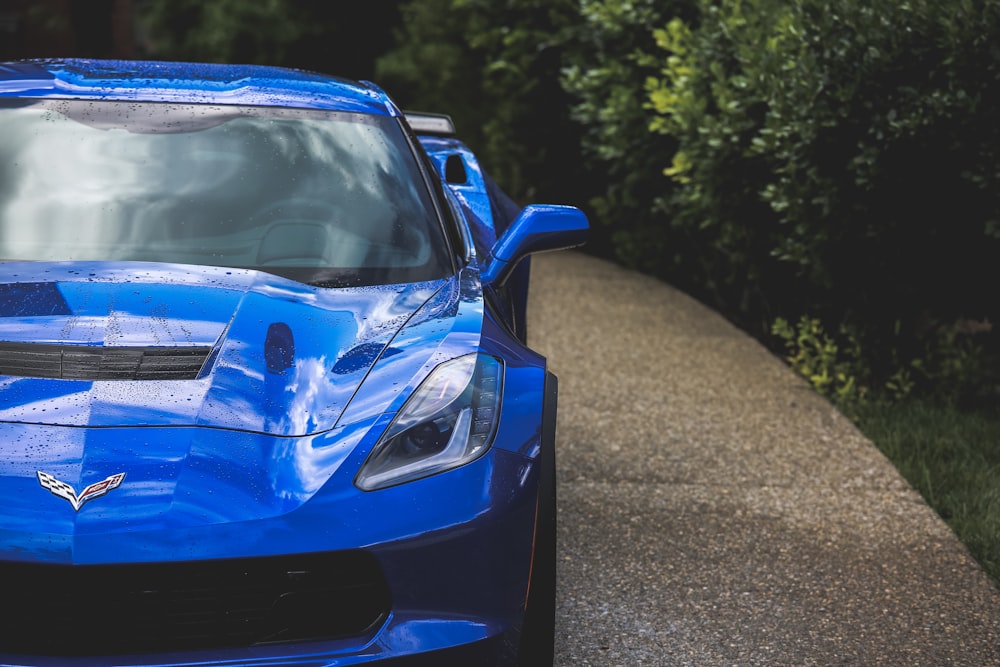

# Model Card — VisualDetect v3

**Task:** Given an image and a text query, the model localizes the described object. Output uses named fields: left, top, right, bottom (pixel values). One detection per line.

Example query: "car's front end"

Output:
left=0, top=59, right=584, bottom=666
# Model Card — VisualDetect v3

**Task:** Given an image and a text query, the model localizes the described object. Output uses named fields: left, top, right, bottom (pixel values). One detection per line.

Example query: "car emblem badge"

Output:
left=36, top=471, right=126, bottom=511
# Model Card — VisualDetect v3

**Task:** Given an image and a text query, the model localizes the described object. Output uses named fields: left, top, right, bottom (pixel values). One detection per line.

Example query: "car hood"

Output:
left=0, top=261, right=489, bottom=563
left=0, top=261, right=451, bottom=437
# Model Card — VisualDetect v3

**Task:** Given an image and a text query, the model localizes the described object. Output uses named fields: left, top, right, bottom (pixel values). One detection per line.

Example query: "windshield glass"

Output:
left=0, top=99, right=453, bottom=286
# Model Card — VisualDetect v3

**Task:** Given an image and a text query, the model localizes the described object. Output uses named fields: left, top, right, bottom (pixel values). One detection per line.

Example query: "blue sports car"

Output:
left=0, top=59, right=587, bottom=666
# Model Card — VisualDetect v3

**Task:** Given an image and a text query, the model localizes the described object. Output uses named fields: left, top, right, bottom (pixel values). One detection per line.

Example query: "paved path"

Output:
left=528, top=252, right=1000, bottom=666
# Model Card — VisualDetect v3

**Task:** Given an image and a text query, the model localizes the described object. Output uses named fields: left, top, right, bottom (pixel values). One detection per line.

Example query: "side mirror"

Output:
left=482, top=205, right=589, bottom=287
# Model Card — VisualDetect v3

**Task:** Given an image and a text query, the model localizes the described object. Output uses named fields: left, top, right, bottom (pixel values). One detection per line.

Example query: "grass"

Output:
left=854, top=399, right=1000, bottom=587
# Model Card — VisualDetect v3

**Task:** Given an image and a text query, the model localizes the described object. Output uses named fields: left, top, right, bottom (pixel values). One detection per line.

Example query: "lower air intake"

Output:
left=0, top=551, right=391, bottom=656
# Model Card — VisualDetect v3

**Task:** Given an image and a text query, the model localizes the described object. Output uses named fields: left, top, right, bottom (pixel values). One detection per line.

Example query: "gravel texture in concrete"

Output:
left=528, top=252, right=1000, bottom=666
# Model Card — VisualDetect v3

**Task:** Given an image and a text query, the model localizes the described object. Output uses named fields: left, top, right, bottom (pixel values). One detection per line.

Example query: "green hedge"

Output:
left=376, top=0, right=588, bottom=205
left=642, top=0, right=1000, bottom=404
left=561, top=0, right=694, bottom=262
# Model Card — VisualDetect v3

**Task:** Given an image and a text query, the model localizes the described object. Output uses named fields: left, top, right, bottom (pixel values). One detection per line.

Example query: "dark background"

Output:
left=0, top=0, right=399, bottom=80
left=0, top=0, right=135, bottom=61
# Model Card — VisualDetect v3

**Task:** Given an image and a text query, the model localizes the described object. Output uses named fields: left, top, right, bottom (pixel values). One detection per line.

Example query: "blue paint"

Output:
left=264, top=322, right=295, bottom=374
left=0, top=59, right=396, bottom=114
left=0, top=282, right=71, bottom=317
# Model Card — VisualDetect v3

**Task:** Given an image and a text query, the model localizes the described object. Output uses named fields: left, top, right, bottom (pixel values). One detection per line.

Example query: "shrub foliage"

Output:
left=376, top=0, right=587, bottom=205
left=643, top=0, right=1000, bottom=403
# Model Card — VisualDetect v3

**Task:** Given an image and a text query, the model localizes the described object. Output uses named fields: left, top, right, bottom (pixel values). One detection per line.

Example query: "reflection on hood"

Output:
left=0, top=261, right=458, bottom=437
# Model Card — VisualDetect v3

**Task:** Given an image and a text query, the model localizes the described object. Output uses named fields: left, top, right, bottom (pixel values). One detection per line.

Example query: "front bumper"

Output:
left=0, top=446, right=540, bottom=666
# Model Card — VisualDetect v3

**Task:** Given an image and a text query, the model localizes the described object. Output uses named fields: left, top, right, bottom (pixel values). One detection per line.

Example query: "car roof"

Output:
left=0, top=59, right=397, bottom=115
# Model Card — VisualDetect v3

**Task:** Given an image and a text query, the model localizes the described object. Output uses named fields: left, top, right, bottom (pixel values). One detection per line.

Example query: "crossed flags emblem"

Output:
left=36, top=471, right=126, bottom=511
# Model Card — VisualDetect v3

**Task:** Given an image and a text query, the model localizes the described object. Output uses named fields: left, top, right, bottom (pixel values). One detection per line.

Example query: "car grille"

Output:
left=0, top=551, right=391, bottom=656
left=0, top=342, right=212, bottom=380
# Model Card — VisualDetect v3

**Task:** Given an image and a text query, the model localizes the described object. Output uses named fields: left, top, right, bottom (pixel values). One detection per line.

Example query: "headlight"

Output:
left=355, top=353, right=502, bottom=491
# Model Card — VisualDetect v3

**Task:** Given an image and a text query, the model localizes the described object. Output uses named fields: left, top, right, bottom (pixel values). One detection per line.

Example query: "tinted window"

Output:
left=0, top=100, right=452, bottom=286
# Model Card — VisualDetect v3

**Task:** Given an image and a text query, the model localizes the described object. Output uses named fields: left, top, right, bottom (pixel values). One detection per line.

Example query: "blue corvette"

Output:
left=0, top=60, right=587, bottom=666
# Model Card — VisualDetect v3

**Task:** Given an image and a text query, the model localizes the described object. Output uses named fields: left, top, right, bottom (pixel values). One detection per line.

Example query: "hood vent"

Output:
left=0, top=342, right=212, bottom=380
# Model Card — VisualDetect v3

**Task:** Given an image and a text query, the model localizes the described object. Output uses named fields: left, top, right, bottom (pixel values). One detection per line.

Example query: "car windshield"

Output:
left=0, top=99, right=453, bottom=286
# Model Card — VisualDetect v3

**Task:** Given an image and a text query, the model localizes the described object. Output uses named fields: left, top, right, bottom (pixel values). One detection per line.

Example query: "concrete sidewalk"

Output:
left=528, top=251, right=1000, bottom=666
